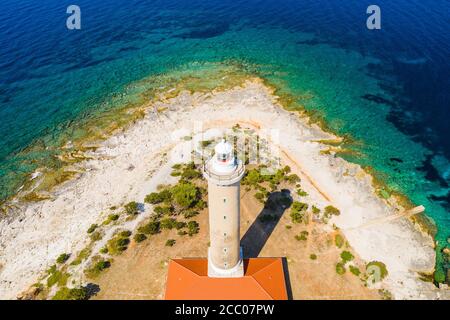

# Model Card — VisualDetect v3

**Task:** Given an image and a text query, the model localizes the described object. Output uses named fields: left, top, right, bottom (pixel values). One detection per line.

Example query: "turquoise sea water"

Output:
left=0, top=0, right=449, bottom=279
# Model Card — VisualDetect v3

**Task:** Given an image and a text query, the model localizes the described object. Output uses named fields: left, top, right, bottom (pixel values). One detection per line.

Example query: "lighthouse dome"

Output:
left=214, top=139, right=232, bottom=156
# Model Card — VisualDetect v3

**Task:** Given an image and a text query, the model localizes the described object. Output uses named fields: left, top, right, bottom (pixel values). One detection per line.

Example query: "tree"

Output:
left=172, top=182, right=198, bottom=208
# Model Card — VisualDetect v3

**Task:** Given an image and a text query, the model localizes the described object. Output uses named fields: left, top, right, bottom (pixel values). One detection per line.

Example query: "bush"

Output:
left=310, top=254, right=317, bottom=260
left=47, top=268, right=70, bottom=288
left=87, top=224, right=98, bottom=234
left=56, top=253, right=70, bottom=264
left=177, top=230, right=188, bottom=236
left=90, top=231, right=103, bottom=242
left=103, top=214, right=119, bottom=225
left=296, top=189, right=308, bottom=197
left=295, top=231, right=309, bottom=241
left=70, top=247, right=92, bottom=266
left=138, top=221, right=160, bottom=235
left=160, top=218, right=177, bottom=230
left=183, top=209, right=200, bottom=219
left=349, top=265, right=361, bottom=276
left=175, top=221, right=187, bottom=230
left=200, top=140, right=213, bottom=148
left=134, top=233, right=147, bottom=243
left=324, top=205, right=340, bottom=217
left=336, top=262, right=346, bottom=275
left=312, top=205, right=320, bottom=215
left=125, top=201, right=139, bottom=215
left=172, top=182, right=199, bottom=208
left=286, top=174, right=300, bottom=184
left=145, top=189, right=173, bottom=205
left=85, top=257, right=111, bottom=278
left=52, top=287, right=88, bottom=300
left=187, top=221, right=200, bottom=236
left=165, top=239, right=176, bottom=247
left=340, top=251, right=354, bottom=263
left=290, top=201, right=308, bottom=223
left=243, top=169, right=263, bottom=186
left=254, top=192, right=267, bottom=203
left=100, top=247, right=108, bottom=254
left=154, top=205, right=174, bottom=216
left=194, top=199, right=207, bottom=210
left=335, top=234, right=344, bottom=248
left=181, top=168, right=202, bottom=180
left=107, top=232, right=131, bottom=255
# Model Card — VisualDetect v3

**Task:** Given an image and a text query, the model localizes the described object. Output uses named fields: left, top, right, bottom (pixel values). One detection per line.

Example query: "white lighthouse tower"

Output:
left=203, top=139, right=245, bottom=278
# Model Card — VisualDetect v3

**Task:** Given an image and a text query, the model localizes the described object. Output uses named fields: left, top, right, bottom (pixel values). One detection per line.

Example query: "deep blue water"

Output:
left=0, top=0, right=449, bottom=278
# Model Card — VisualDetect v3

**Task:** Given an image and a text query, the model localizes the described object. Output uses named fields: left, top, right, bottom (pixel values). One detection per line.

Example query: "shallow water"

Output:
left=0, top=0, right=449, bottom=278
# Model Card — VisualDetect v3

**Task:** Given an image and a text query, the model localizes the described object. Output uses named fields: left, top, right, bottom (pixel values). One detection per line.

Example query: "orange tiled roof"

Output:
left=165, top=258, right=288, bottom=300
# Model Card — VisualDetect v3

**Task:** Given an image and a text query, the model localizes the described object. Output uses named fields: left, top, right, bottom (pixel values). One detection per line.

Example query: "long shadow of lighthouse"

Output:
left=240, top=189, right=293, bottom=299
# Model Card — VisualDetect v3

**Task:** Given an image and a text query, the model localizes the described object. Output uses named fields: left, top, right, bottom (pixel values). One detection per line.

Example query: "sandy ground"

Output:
left=0, top=79, right=446, bottom=299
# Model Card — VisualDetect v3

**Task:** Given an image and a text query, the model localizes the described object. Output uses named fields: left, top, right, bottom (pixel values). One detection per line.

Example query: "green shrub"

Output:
left=181, top=168, right=202, bottom=180
left=52, top=287, right=88, bottom=300
left=336, top=262, right=346, bottom=275
left=310, top=254, right=317, bottom=260
left=183, top=209, right=199, bottom=219
left=154, top=205, right=174, bottom=216
left=177, top=230, right=188, bottom=236
left=286, top=174, right=300, bottom=184
left=295, top=231, right=309, bottom=241
left=335, top=234, right=344, bottom=248
left=103, top=214, right=119, bottom=225
left=70, top=247, right=92, bottom=266
left=172, top=182, right=199, bottom=208
left=243, top=169, right=263, bottom=186
left=349, top=265, right=361, bottom=276
left=56, top=253, right=70, bottom=264
left=187, top=221, right=200, bottom=236
left=145, top=192, right=164, bottom=204
left=107, top=232, right=131, bottom=255
left=47, top=267, right=70, bottom=288
left=138, top=221, right=160, bottom=235
left=175, top=221, right=187, bottom=230
left=324, top=205, right=340, bottom=217
left=290, top=201, right=308, bottom=223
left=124, top=201, right=139, bottom=215
left=85, top=257, right=111, bottom=278
left=254, top=192, right=267, bottom=203
left=100, top=247, right=108, bottom=254
left=312, top=205, right=320, bottom=214
left=296, top=189, right=308, bottom=197
left=194, top=199, right=207, bottom=210
left=87, top=224, right=98, bottom=234
left=160, top=218, right=177, bottom=230
left=90, top=231, right=103, bottom=242
left=285, top=225, right=292, bottom=229
left=146, top=189, right=173, bottom=204
left=340, top=251, right=354, bottom=263
left=172, top=164, right=182, bottom=170
left=165, top=239, right=176, bottom=247
left=134, top=233, right=147, bottom=243
left=282, top=166, right=291, bottom=174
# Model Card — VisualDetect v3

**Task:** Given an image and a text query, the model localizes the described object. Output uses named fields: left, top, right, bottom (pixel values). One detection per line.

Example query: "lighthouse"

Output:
left=165, top=138, right=289, bottom=300
left=202, top=139, right=245, bottom=277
